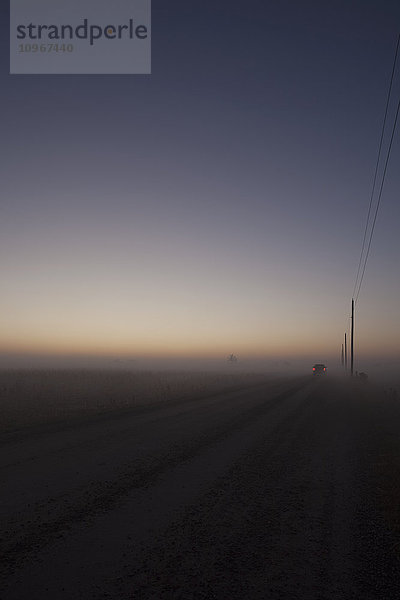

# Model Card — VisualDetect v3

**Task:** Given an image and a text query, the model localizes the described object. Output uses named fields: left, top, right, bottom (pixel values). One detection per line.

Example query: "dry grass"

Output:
left=355, top=381, right=400, bottom=554
left=374, top=403, right=400, bottom=541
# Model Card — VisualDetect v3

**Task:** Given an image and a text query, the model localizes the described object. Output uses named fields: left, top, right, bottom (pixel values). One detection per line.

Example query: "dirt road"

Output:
left=1, top=376, right=400, bottom=599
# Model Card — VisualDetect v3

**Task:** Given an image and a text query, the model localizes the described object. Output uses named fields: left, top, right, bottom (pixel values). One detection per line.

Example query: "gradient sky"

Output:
left=1, top=1, right=400, bottom=370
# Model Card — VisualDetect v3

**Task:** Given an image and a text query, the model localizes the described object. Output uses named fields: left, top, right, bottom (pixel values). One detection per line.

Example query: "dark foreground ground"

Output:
left=1, top=375, right=400, bottom=599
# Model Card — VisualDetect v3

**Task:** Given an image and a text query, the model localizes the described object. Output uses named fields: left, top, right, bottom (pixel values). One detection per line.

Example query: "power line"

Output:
left=354, top=89, right=400, bottom=303
left=342, top=35, right=400, bottom=372
left=352, top=34, right=400, bottom=301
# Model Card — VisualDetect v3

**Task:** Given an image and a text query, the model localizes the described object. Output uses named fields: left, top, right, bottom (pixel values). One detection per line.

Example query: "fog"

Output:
left=0, top=352, right=326, bottom=374
left=1, top=351, right=399, bottom=381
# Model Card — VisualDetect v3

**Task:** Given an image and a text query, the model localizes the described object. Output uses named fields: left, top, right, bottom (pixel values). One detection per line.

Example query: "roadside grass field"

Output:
left=0, top=369, right=277, bottom=434
left=350, top=379, right=400, bottom=558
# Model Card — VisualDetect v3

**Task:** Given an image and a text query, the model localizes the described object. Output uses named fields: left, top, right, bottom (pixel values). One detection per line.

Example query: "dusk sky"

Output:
left=1, top=1, right=400, bottom=371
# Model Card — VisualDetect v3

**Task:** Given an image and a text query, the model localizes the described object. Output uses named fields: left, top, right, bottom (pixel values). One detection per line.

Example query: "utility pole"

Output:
left=350, top=299, right=354, bottom=376
left=344, top=333, right=347, bottom=373
left=341, top=343, right=344, bottom=368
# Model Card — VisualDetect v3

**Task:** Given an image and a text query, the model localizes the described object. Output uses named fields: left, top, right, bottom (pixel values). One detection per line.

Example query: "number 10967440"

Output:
left=18, top=43, right=74, bottom=53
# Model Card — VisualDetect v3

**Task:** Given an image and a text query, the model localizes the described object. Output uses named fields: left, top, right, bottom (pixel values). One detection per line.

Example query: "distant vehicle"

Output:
left=313, top=363, right=326, bottom=375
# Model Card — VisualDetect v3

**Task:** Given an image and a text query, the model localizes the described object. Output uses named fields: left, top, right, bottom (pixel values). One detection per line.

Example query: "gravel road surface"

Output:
left=1, top=376, right=400, bottom=599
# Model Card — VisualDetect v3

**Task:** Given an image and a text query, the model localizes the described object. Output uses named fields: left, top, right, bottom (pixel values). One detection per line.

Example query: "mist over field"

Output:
left=0, top=367, right=280, bottom=432
left=1, top=356, right=399, bottom=437
left=0, top=352, right=320, bottom=372
left=1, top=349, right=399, bottom=377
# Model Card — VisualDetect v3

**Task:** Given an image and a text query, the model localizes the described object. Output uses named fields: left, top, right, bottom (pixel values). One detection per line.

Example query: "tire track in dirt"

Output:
left=110, top=379, right=400, bottom=600
left=1, top=379, right=311, bottom=589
